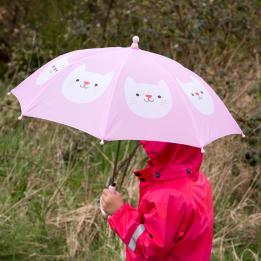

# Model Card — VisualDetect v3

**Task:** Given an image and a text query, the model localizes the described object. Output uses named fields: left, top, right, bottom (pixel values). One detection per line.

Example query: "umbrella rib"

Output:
left=100, top=48, right=133, bottom=140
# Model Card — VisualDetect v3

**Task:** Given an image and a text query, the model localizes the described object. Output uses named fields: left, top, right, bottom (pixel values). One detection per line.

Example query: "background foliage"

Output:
left=0, top=0, right=260, bottom=260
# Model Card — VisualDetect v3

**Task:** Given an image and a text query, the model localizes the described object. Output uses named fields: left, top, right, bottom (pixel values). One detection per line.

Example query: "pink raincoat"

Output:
left=108, top=141, right=214, bottom=260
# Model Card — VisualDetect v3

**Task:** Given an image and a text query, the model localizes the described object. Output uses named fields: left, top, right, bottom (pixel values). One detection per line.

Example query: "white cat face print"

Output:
left=176, top=75, right=214, bottom=115
left=36, top=55, right=71, bottom=85
left=62, top=65, right=114, bottom=103
left=124, top=77, right=172, bottom=119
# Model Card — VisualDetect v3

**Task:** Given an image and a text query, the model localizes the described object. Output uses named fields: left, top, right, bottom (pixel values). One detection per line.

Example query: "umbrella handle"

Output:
left=100, top=185, right=116, bottom=217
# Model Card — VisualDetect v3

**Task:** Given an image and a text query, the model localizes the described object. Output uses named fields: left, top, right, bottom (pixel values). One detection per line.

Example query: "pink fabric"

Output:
left=108, top=141, right=214, bottom=260
left=11, top=46, right=242, bottom=149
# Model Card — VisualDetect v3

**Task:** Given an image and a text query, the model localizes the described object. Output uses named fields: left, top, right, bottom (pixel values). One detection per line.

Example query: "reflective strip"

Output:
left=128, top=224, right=145, bottom=252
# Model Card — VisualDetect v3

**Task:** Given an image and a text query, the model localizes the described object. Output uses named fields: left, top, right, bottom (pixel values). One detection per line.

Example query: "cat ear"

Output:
left=190, top=75, right=203, bottom=84
left=158, top=80, right=168, bottom=89
left=73, top=64, right=86, bottom=72
left=103, top=72, right=114, bottom=82
left=176, top=78, right=185, bottom=88
left=125, top=77, right=136, bottom=88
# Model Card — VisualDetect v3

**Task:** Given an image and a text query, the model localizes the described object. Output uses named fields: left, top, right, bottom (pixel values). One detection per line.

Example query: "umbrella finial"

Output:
left=100, top=140, right=104, bottom=145
left=18, top=114, right=23, bottom=120
left=131, top=35, right=139, bottom=49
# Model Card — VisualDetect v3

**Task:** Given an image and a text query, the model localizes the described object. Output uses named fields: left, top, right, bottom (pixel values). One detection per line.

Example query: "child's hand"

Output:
left=101, top=188, right=124, bottom=215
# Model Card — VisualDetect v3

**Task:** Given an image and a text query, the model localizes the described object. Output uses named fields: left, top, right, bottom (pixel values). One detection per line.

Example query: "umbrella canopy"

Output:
left=10, top=36, right=243, bottom=150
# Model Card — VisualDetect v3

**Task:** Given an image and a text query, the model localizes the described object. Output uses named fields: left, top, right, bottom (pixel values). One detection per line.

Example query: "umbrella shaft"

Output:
left=109, top=140, right=122, bottom=185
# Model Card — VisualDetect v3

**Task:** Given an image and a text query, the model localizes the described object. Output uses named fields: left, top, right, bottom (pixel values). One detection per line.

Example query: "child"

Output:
left=101, top=141, right=214, bottom=261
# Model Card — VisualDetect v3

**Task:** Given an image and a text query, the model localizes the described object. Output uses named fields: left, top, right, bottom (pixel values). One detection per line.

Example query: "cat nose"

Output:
left=195, top=92, right=200, bottom=96
left=145, top=94, right=152, bottom=99
left=84, top=80, right=90, bottom=85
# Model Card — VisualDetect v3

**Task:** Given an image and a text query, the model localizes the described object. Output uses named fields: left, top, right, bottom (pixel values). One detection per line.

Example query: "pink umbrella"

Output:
left=9, top=36, right=244, bottom=152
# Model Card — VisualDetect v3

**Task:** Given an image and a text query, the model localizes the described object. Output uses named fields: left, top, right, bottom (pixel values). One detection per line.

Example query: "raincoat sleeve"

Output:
left=108, top=192, right=188, bottom=259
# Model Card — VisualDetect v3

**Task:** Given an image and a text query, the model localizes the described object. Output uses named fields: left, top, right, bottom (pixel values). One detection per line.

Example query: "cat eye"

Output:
left=191, top=93, right=194, bottom=96
left=94, top=83, right=98, bottom=86
left=200, top=91, right=203, bottom=94
left=76, top=79, right=80, bottom=82
left=157, top=95, right=161, bottom=99
left=136, top=93, right=140, bottom=96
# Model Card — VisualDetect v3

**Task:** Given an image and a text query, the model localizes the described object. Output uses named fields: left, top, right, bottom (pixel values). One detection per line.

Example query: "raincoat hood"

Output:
left=139, top=140, right=203, bottom=176
left=140, top=141, right=203, bottom=170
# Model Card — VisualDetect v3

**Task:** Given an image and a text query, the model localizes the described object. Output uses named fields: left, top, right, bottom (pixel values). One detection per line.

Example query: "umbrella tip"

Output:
left=242, top=133, right=246, bottom=138
left=7, top=92, right=11, bottom=96
left=18, top=114, right=23, bottom=120
left=131, top=35, right=139, bottom=49
left=201, top=148, right=205, bottom=153
left=100, top=140, right=104, bottom=145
